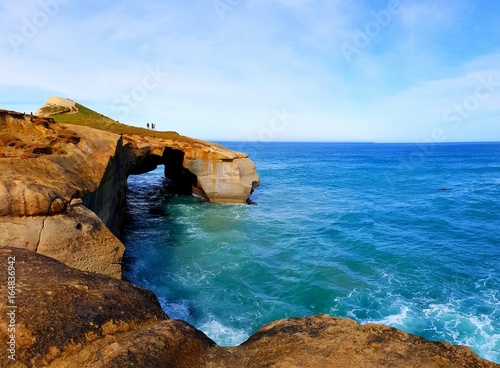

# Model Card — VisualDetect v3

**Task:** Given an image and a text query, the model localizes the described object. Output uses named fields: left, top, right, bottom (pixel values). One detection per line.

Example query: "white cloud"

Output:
left=0, top=0, right=498, bottom=142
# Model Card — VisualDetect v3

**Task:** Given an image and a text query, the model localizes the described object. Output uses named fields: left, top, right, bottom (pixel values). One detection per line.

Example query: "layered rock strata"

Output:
left=122, top=133, right=260, bottom=204
left=0, top=109, right=259, bottom=278
left=1, top=247, right=497, bottom=368
left=2, top=105, right=497, bottom=367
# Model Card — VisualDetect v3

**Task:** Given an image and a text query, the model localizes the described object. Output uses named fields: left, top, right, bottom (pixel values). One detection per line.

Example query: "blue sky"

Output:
left=0, top=0, right=499, bottom=142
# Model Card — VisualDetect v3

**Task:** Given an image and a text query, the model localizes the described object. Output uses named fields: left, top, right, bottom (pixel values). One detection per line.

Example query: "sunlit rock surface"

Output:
left=0, top=107, right=259, bottom=278
left=1, top=248, right=497, bottom=368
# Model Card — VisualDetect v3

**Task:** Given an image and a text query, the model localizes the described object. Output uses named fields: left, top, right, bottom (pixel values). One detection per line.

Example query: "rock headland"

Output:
left=0, top=100, right=259, bottom=278
left=0, top=99, right=497, bottom=367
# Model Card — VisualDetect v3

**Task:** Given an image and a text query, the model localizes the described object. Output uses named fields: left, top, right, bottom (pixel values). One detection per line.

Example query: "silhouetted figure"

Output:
left=147, top=123, right=150, bottom=129
left=151, top=123, right=156, bottom=130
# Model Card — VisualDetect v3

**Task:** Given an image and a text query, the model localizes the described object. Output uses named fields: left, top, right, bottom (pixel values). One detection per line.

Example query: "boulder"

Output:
left=214, top=315, right=498, bottom=368
left=0, top=204, right=124, bottom=279
left=79, top=320, right=217, bottom=368
left=0, top=247, right=168, bottom=368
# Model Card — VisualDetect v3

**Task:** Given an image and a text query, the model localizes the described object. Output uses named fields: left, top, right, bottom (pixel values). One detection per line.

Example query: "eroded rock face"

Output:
left=214, top=315, right=499, bottom=368
left=0, top=110, right=121, bottom=218
left=0, top=247, right=168, bottom=368
left=0, top=109, right=259, bottom=278
left=0, top=110, right=126, bottom=278
left=0, top=108, right=259, bottom=211
left=123, top=134, right=260, bottom=204
left=1, top=248, right=497, bottom=368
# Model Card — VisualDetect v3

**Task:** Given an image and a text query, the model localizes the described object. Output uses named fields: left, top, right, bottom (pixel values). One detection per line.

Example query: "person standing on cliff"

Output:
left=151, top=123, right=156, bottom=130
left=147, top=123, right=150, bottom=129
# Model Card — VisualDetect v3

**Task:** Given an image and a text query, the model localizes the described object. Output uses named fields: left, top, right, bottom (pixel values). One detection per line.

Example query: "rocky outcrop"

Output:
left=35, top=96, right=78, bottom=116
left=0, top=247, right=168, bottom=368
left=123, top=133, right=260, bottom=203
left=1, top=247, right=497, bottom=368
left=0, top=107, right=259, bottom=278
left=0, top=110, right=125, bottom=278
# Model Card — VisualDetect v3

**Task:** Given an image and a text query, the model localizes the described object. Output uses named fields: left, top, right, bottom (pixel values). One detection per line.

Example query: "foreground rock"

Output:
left=0, top=247, right=168, bottom=368
left=0, top=107, right=259, bottom=277
left=216, top=315, right=499, bottom=368
left=1, top=248, right=497, bottom=368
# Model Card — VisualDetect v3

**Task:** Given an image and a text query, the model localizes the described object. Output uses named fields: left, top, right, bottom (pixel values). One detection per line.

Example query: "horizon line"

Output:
left=210, top=140, right=500, bottom=145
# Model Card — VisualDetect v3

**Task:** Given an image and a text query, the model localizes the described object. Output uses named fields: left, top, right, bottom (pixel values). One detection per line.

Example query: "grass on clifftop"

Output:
left=51, top=104, right=196, bottom=143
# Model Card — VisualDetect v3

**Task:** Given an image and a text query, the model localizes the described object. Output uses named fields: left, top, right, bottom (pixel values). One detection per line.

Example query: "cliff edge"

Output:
left=0, top=100, right=259, bottom=278
left=1, top=100, right=497, bottom=367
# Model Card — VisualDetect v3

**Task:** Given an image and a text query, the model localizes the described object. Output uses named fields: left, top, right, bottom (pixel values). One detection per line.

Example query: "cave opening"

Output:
left=121, top=163, right=173, bottom=278
left=119, top=146, right=201, bottom=242
left=162, top=147, right=197, bottom=195
left=127, top=147, right=197, bottom=196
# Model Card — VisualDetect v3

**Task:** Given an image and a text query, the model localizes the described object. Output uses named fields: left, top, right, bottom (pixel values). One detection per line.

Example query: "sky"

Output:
left=0, top=0, right=499, bottom=142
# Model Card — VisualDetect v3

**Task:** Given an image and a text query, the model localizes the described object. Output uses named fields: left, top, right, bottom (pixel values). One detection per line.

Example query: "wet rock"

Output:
left=210, top=315, right=499, bottom=368
left=1, top=248, right=497, bottom=368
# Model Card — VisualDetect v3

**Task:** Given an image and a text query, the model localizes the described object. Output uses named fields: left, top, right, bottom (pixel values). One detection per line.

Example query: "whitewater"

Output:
left=123, top=142, right=500, bottom=363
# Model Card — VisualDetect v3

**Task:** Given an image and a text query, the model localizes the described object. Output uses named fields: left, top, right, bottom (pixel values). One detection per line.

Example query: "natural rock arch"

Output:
left=0, top=110, right=259, bottom=278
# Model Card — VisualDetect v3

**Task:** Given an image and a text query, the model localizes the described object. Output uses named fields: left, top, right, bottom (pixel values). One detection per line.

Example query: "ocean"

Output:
left=122, top=142, right=500, bottom=363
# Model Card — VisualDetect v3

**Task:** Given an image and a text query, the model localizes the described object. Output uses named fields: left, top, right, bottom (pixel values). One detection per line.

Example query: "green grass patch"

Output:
left=51, top=104, right=195, bottom=142
left=39, top=105, right=71, bottom=115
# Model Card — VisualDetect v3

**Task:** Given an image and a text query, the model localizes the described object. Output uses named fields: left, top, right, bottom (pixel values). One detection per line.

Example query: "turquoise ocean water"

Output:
left=123, top=142, right=500, bottom=363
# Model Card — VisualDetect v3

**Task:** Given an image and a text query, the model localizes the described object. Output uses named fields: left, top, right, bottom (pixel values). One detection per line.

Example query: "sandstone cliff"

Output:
left=1, top=101, right=497, bottom=367
left=0, top=103, right=259, bottom=278
left=0, top=109, right=125, bottom=278
left=1, top=247, right=497, bottom=368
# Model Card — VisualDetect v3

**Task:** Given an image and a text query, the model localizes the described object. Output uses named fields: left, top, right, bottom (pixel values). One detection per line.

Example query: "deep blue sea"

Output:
left=123, top=142, right=500, bottom=363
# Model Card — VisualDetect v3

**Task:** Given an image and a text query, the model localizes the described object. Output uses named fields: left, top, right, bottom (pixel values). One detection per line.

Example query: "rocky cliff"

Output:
left=0, top=109, right=125, bottom=278
left=1, top=247, right=497, bottom=368
left=1, top=101, right=497, bottom=367
left=0, top=102, right=259, bottom=278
